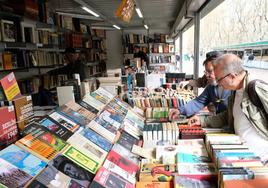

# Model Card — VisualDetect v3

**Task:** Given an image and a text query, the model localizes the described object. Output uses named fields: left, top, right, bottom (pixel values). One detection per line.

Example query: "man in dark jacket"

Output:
left=48, top=47, right=89, bottom=81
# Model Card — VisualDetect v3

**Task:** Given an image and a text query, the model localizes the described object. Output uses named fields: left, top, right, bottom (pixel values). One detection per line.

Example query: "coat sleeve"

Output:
left=200, top=110, right=228, bottom=128
left=255, top=81, right=268, bottom=114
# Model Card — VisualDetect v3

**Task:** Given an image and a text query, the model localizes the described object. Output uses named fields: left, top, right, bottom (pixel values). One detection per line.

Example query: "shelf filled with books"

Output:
left=148, top=34, right=176, bottom=72
left=0, top=2, right=108, bottom=96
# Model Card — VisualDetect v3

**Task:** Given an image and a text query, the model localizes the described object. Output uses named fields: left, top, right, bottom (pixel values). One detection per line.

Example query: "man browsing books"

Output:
left=189, top=54, right=268, bottom=163
left=169, top=52, right=231, bottom=119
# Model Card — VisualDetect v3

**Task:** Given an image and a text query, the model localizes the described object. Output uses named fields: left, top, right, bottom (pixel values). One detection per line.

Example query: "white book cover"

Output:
left=83, top=95, right=105, bottom=111
left=57, top=86, right=75, bottom=106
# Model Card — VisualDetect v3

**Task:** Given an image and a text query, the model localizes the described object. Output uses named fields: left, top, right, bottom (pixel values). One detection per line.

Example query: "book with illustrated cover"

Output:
left=93, top=87, right=114, bottom=102
left=1, top=19, right=16, bottom=42
left=112, top=144, right=140, bottom=165
left=63, top=145, right=100, bottom=174
left=82, top=95, right=105, bottom=112
left=90, top=166, right=135, bottom=188
left=136, top=182, right=172, bottom=188
left=0, top=105, right=18, bottom=149
left=0, top=144, right=46, bottom=177
left=49, top=111, right=80, bottom=132
left=117, top=130, right=141, bottom=151
left=12, top=95, right=34, bottom=131
left=78, top=100, right=99, bottom=114
left=173, top=175, right=216, bottom=188
left=0, top=158, right=32, bottom=188
left=50, top=154, right=95, bottom=187
left=94, top=116, right=117, bottom=134
left=23, top=122, right=67, bottom=152
left=58, top=101, right=95, bottom=126
left=30, top=165, right=83, bottom=188
left=87, top=120, right=118, bottom=143
left=105, top=150, right=139, bottom=177
left=89, top=92, right=109, bottom=105
left=67, top=132, right=108, bottom=164
left=80, top=128, right=113, bottom=152
left=39, top=117, right=73, bottom=141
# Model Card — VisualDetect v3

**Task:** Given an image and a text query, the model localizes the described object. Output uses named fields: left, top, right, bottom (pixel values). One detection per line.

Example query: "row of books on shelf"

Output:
left=0, top=86, right=147, bottom=187
left=124, top=34, right=149, bottom=44
left=150, top=43, right=175, bottom=54
left=0, top=50, right=63, bottom=70
left=132, top=96, right=192, bottom=108
left=149, top=54, right=176, bottom=64
left=123, top=44, right=148, bottom=54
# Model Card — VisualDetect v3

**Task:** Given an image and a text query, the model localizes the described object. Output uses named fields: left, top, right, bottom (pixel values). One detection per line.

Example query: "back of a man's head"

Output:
left=203, top=51, right=223, bottom=66
left=214, top=53, right=244, bottom=75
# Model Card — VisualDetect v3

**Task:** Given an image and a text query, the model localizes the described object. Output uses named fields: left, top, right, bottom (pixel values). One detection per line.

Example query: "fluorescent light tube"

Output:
left=113, top=25, right=121, bottom=30
left=135, top=8, right=143, bottom=18
left=82, top=6, right=99, bottom=17
left=144, top=24, right=148, bottom=29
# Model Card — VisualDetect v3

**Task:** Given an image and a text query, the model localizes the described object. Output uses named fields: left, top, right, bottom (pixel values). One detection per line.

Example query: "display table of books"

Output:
left=0, top=86, right=268, bottom=188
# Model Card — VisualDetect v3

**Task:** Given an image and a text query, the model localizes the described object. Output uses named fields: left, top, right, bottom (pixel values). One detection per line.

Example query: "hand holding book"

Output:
left=188, top=115, right=201, bottom=126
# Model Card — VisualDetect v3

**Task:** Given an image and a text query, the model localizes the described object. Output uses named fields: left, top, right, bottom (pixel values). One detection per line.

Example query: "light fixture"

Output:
left=144, top=24, right=148, bottom=29
left=135, top=8, right=143, bottom=18
left=82, top=6, right=99, bottom=17
left=113, top=25, right=121, bottom=30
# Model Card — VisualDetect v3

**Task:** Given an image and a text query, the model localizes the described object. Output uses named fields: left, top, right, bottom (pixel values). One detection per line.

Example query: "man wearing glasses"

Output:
left=189, top=54, right=268, bottom=163
left=169, top=51, right=231, bottom=119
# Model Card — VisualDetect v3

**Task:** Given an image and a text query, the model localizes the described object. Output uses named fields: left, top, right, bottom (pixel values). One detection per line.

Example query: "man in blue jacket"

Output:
left=169, top=53, right=231, bottom=119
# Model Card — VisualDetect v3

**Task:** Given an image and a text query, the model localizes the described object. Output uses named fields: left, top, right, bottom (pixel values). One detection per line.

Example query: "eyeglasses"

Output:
left=204, top=70, right=214, bottom=75
left=216, top=73, right=231, bottom=83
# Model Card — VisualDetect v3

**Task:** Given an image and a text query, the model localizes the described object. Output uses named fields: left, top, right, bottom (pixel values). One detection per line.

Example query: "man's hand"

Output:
left=169, top=109, right=180, bottom=120
left=178, top=81, right=189, bottom=88
left=188, top=115, right=201, bottom=126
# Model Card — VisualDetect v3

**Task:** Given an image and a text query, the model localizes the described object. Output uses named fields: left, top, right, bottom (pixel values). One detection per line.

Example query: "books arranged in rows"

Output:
left=124, top=43, right=148, bottom=54
left=143, top=122, right=179, bottom=147
left=150, top=34, right=174, bottom=44
left=150, top=43, right=175, bottom=54
left=145, top=107, right=169, bottom=121
left=149, top=54, right=176, bottom=64
left=124, top=34, right=149, bottom=44
left=178, top=125, right=206, bottom=139
left=0, top=87, right=147, bottom=188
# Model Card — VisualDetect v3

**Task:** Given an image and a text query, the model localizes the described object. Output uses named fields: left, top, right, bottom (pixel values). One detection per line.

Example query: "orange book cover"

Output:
left=0, top=72, right=21, bottom=101
left=224, top=178, right=268, bottom=188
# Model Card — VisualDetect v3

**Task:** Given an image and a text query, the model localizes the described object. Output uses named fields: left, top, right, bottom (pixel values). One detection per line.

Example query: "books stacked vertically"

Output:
left=145, top=107, right=169, bottom=122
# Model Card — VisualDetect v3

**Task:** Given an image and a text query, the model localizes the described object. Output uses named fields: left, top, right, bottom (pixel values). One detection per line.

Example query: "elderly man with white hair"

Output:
left=189, top=53, right=268, bottom=163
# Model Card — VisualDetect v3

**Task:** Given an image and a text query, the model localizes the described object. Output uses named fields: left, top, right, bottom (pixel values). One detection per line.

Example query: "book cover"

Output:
left=0, top=158, right=32, bottom=188
left=50, top=154, right=94, bottom=187
left=67, top=132, right=108, bottom=164
left=23, top=122, right=67, bottom=152
left=0, top=105, right=18, bottom=149
left=117, top=130, right=140, bottom=151
left=80, top=128, right=113, bottom=152
left=33, top=165, right=82, bottom=188
left=91, top=166, right=134, bottom=188
left=39, top=117, right=73, bottom=140
left=0, top=72, right=21, bottom=101
left=136, top=182, right=172, bottom=188
left=49, top=111, right=80, bottom=132
left=12, top=95, right=34, bottom=131
left=99, top=108, right=124, bottom=128
left=63, top=145, right=100, bottom=174
left=82, top=95, right=105, bottom=112
left=78, top=100, right=99, bottom=114
left=0, top=144, right=46, bottom=176
left=112, top=143, right=140, bottom=165
left=173, top=175, right=216, bottom=188
left=1, top=19, right=16, bottom=42
left=106, top=150, right=139, bottom=176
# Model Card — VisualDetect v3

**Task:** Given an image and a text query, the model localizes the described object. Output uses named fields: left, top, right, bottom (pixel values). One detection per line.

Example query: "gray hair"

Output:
left=213, top=54, right=244, bottom=75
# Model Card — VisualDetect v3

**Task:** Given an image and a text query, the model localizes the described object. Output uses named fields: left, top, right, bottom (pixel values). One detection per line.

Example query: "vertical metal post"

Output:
left=179, top=31, right=183, bottom=73
left=193, top=12, right=200, bottom=79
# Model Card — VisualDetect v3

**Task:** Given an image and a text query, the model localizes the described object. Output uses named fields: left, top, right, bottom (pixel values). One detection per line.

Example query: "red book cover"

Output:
left=106, top=150, right=139, bottom=177
left=0, top=105, right=18, bottom=149
left=92, top=166, right=134, bottom=188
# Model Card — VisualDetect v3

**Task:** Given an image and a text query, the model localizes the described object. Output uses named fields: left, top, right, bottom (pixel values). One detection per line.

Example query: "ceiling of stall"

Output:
left=50, top=0, right=208, bottom=34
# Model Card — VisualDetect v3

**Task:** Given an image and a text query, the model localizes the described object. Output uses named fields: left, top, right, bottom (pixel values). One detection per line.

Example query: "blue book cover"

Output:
left=80, top=128, right=113, bottom=152
left=0, top=144, right=47, bottom=176
left=177, top=153, right=211, bottom=163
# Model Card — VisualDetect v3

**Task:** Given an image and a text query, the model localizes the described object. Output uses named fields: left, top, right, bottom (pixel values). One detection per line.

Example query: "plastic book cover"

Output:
left=78, top=100, right=99, bottom=114
left=117, top=131, right=140, bottom=151
left=0, top=144, right=46, bottom=176
left=0, top=158, right=32, bottom=188
left=49, top=111, right=80, bottom=132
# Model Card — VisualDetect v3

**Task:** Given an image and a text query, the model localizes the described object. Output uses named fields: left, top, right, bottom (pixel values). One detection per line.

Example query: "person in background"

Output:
left=47, top=47, right=89, bottom=82
left=134, top=45, right=149, bottom=68
left=169, top=53, right=231, bottom=119
left=189, top=54, right=268, bottom=163
left=178, top=51, right=223, bottom=88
